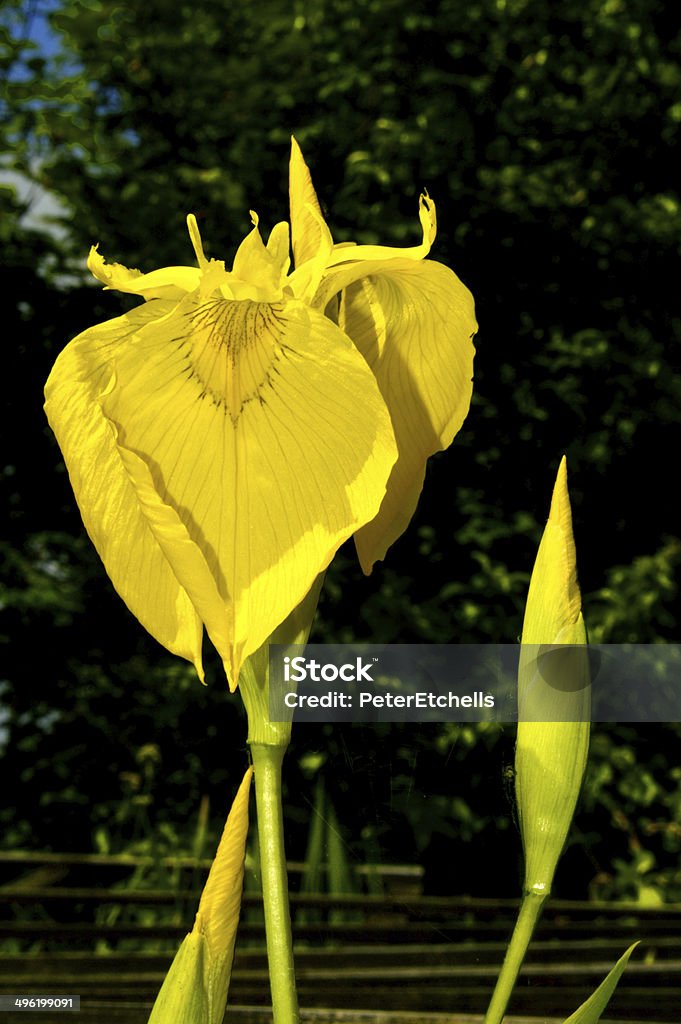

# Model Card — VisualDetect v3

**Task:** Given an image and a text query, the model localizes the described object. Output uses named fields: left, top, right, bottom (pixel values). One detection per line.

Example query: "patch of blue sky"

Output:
left=3, top=0, right=135, bottom=126
left=2, top=0, right=65, bottom=79
left=1, top=1, right=136, bottom=255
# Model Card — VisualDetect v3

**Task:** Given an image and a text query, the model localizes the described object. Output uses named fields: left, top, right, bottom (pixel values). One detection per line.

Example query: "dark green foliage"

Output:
left=1, top=0, right=680, bottom=897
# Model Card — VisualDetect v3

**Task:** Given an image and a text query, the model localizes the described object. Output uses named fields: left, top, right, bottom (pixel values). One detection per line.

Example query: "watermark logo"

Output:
left=283, top=655, right=377, bottom=683
left=270, top=644, right=681, bottom=723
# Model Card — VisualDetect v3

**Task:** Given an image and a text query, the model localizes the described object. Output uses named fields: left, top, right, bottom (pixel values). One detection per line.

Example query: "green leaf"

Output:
left=562, top=942, right=639, bottom=1024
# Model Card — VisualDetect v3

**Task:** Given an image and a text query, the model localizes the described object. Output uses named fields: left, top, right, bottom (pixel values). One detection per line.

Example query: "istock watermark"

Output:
left=283, top=655, right=377, bottom=683
left=269, top=643, right=681, bottom=723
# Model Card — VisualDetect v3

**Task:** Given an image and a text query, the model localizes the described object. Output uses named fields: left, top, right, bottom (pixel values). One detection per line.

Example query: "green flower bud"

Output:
left=515, top=457, right=590, bottom=897
left=148, top=767, right=253, bottom=1024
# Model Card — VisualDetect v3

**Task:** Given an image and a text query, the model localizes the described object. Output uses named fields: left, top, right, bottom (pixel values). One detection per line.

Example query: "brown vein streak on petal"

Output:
left=184, top=298, right=289, bottom=425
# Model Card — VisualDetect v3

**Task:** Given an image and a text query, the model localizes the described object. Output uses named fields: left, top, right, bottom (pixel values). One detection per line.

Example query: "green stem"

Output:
left=483, top=890, right=546, bottom=1024
left=250, top=742, right=299, bottom=1024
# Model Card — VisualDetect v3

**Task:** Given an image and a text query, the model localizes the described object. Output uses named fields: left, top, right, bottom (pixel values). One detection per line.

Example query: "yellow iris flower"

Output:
left=44, top=139, right=476, bottom=689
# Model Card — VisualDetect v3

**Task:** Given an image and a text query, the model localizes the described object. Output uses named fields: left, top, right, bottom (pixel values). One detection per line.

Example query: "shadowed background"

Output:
left=1, top=0, right=680, bottom=902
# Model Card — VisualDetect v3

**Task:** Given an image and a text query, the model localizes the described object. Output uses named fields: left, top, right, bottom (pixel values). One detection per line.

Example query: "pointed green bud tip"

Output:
left=521, top=455, right=582, bottom=646
left=516, top=458, right=590, bottom=897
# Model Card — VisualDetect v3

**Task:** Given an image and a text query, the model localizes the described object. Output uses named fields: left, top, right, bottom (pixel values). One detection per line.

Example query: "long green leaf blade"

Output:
left=562, top=942, right=639, bottom=1024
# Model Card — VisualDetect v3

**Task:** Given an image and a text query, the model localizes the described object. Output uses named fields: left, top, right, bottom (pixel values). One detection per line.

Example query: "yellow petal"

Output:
left=266, top=221, right=291, bottom=275
left=325, top=191, right=437, bottom=270
left=290, top=157, right=436, bottom=309
left=231, top=213, right=288, bottom=299
left=337, top=258, right=476, bottom=571
left=111, top=432, right=236, bottom=688
left=100, top=292, right=397, bottom=686
left=516, top=458, right=590, bottom=896
left=88, top=246, right=200, bottom=300
left=289, top=136, right=334, bottom=270
left=44, top=302, right=204, bottom=677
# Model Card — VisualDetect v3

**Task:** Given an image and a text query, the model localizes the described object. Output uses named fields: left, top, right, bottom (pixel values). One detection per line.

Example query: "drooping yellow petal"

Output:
left=308, top=194, right=439, bottom=319
left=88, top=245, right=201, bottom=300
left=516, top=457, right=590, bottom=897
left=290, top=153, right=475, bottom=569
left=100, top=291, right=397, bottom=686
left=336, top=258, right=476, bottom=571
left=44, top=302, right=205, bottom=677
left=112, top=433, right=236, bottom=686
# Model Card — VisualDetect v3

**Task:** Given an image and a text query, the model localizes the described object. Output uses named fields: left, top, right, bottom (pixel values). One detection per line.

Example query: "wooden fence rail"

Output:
left=0, top=852, right=677, bottom=1024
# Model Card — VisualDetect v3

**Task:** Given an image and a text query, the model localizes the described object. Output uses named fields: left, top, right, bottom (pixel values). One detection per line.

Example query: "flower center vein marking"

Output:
left=184, top=298, right=291, bottom=424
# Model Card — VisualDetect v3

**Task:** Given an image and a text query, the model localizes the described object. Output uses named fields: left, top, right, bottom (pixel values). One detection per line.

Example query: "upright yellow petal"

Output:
left=231, top=213, right=288, bottom=299
left=266, top=221, right=291, bottom=276
left=289, top=136, right=334, bottom=270
left=99, top=291, right=397, bottom=685
left=516, top=458, right=590, bottom=896
left=338, top=258, right=476, bottom=571
left=44, top=302, right=205, bottom=677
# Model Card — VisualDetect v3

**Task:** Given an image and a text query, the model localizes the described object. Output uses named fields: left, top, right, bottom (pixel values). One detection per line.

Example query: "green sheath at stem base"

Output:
left=483, top=890, right=546, bottom=1024
left=250, top=742, right=300, bottom=1024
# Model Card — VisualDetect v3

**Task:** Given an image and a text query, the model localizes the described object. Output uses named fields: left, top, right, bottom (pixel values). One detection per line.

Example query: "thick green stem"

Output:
left=250, top=742, right=299, bottom=1024
left=483, top=890, right=546, bottom=1024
